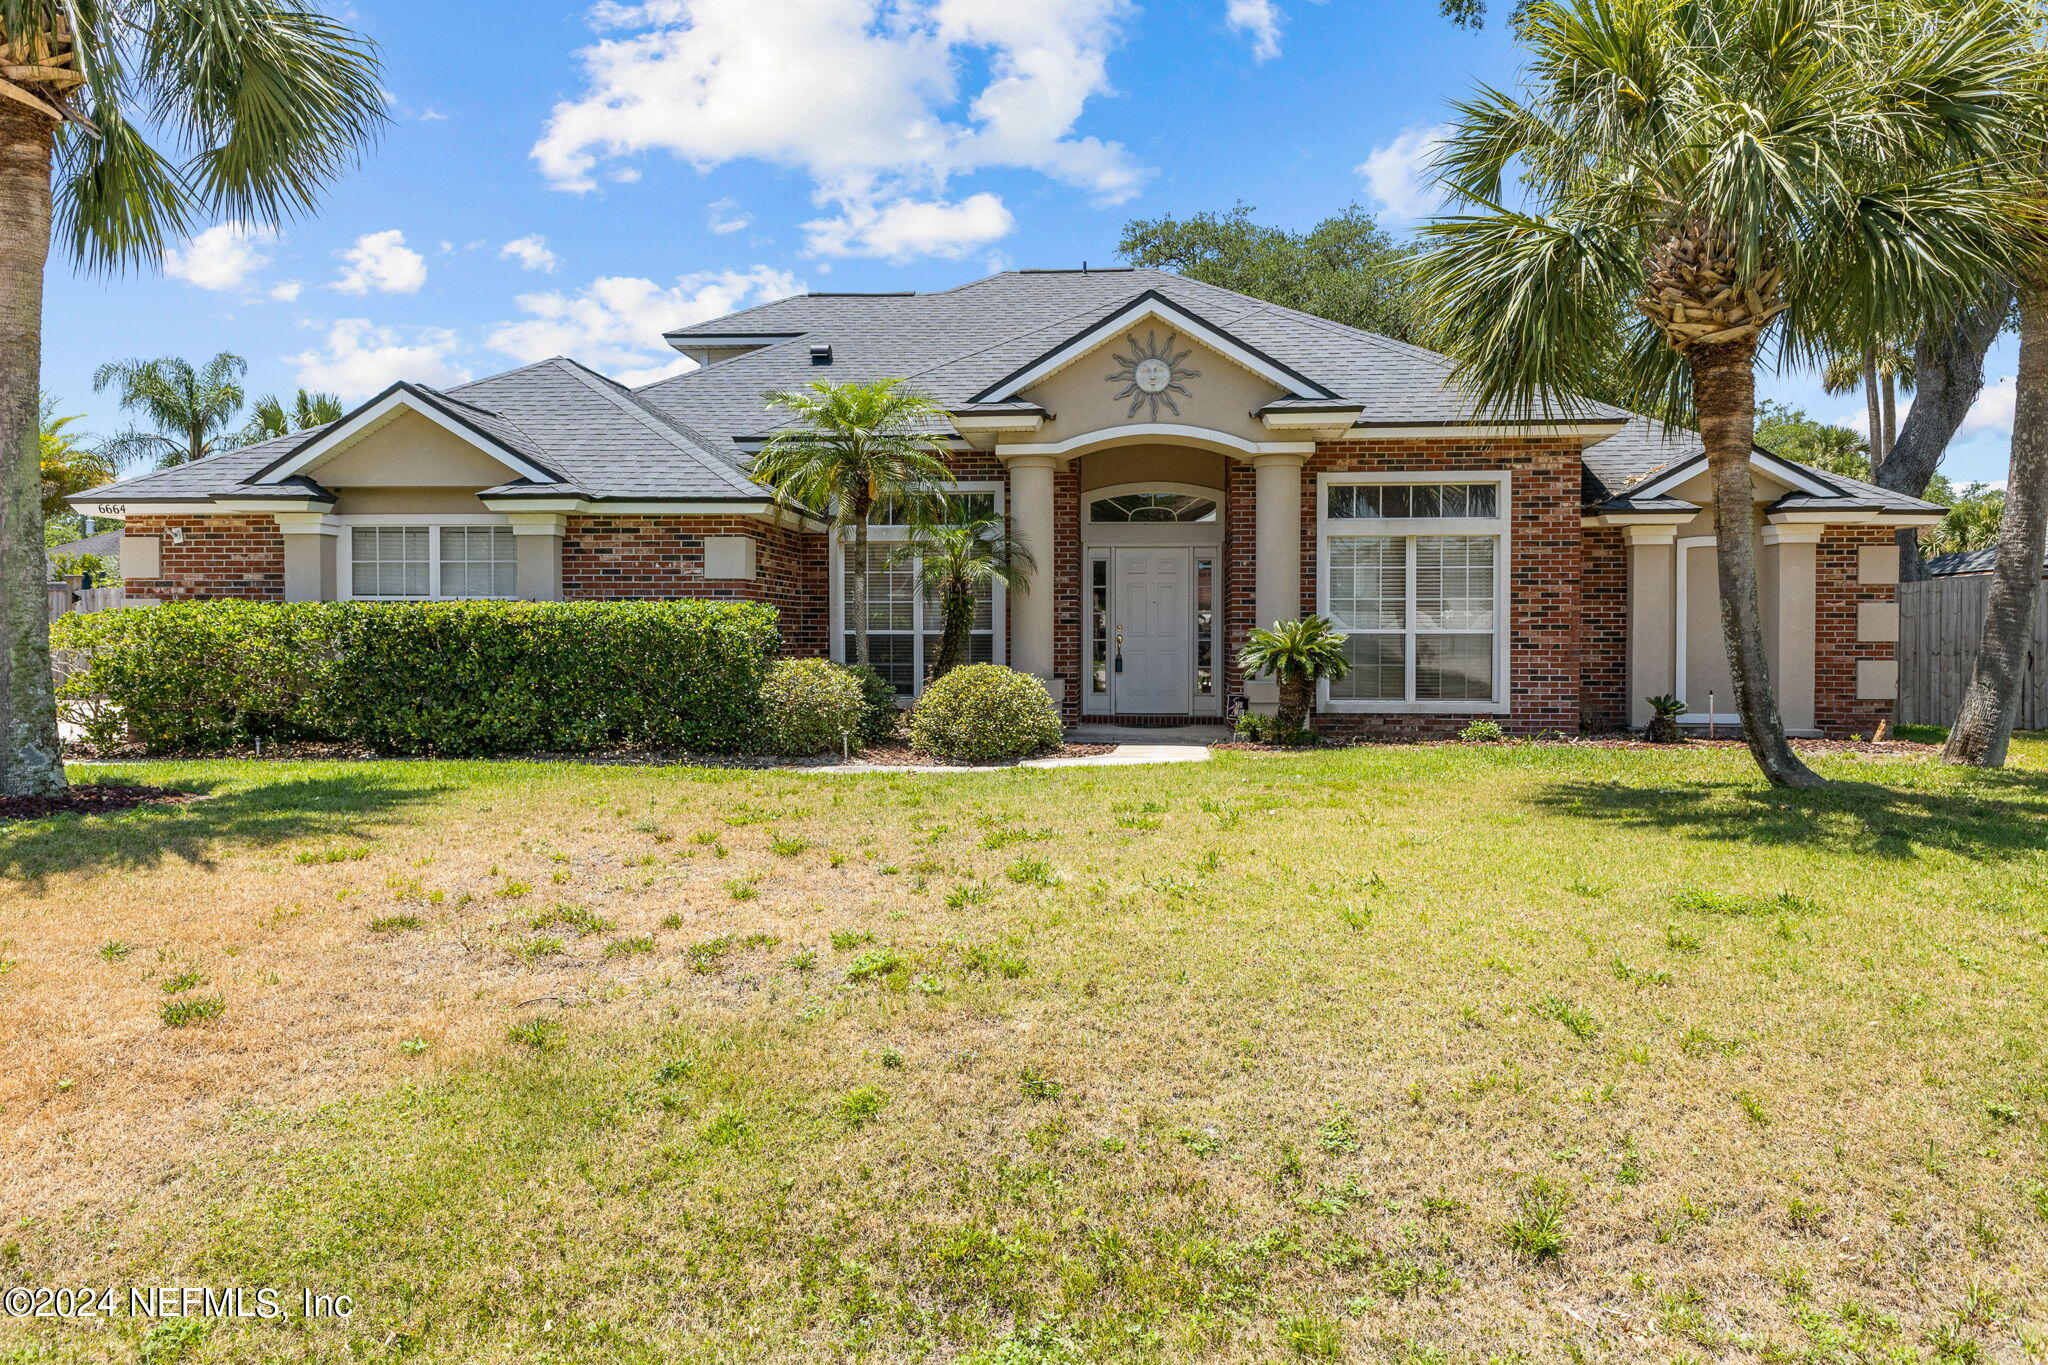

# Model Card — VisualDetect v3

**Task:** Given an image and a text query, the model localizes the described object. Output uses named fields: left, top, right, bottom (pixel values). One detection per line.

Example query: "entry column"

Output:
left=1002, top=452, right=1060, bottom=702
left=1247, top=452, right=1305, bottom=711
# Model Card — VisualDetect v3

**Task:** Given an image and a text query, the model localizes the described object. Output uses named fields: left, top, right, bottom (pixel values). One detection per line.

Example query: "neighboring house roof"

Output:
left=1926, top=548, right=2048, bottom=576
left=69, top=266, right=1945, bottom=519
left=47, top=528, right=123, bottom=564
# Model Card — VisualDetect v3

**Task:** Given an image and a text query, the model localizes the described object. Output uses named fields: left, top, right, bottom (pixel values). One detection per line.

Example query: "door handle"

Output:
left=1114, top=625, right=1124, bottom=672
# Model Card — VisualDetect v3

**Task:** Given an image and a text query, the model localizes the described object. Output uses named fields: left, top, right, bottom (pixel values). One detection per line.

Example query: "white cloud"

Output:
left=707, top=196, right=752, bottom=234
left=531, top=0, right=1146, bottom=258
left=1357, top=124, right=1449, bottom=225
left=331, top=229, right=428, bottom=295
left=804, top=191, right=1013, bottom=261
left=500, top=234, right=559, bottom=273
left=1961, top=374, right=2017, bottom=438
left=286, top=319, right=470, bottom=399
left=1225, top=0, right=1282, bottom=60
left=486, top=265, right=801, bottom=384
left=268, top=280, right=305, bottom=303
left=162, top=223, right=277, bottom=291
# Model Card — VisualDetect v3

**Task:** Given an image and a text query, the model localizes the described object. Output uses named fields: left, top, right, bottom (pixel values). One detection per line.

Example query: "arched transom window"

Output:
left=1088, top=492, right=1218, bottom=524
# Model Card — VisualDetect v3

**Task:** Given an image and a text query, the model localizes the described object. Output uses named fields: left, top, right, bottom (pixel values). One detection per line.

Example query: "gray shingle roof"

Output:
left=1926, top=547, right=2048, bottom=576
left=71, top=265, right=1942, bottom=516
left=76, top=357, right=761, bottom=506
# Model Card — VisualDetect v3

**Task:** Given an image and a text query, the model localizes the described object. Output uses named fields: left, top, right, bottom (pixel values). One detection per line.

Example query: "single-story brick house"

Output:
left=70, top=267, right=1941, bottom=736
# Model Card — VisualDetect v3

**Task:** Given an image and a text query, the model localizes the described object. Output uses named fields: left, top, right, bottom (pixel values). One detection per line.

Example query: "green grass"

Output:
left=5, top=739, right=2048, bottom=1362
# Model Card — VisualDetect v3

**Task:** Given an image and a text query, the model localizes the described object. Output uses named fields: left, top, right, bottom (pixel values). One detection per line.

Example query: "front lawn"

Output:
left=3, top=741, right=2046, bottom=1363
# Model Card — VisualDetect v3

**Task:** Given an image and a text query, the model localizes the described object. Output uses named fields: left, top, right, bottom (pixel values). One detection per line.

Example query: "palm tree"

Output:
left=894, top=507, right=1033, bottom=683
left=1925, top=482, right=2005, bottom=557
left=750, top=379, right=955, bottom=668
left=93, top=352, right=247, bottom=468
left=1239, top=616, right=1351, bottom=735
left=0, top=1, right=384, bottom=798
left=1820, top=341, right=1914, bottom=471
left=239, top=388, right=344, bottom=446
left=1412, top=0, right=2037, bottom=788
left=37, top=393, right=112, bottom=516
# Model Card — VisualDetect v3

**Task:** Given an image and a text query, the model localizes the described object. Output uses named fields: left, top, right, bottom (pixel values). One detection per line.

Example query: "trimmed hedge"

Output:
left=53, top=600, right=781, bottom=756
left=909, top=664, right=1062, bottom=762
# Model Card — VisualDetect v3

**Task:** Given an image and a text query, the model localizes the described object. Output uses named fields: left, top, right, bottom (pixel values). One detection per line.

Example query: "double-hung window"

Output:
left=835, top=486, right=1005, bottom=695
left=345, top=519, right=517, bottom=600
left=1320, top=475, right=1508, bottom=711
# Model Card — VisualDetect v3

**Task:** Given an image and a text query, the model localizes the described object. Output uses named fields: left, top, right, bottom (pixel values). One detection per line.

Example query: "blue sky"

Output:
left=42, top=0, right=2018, bottom=483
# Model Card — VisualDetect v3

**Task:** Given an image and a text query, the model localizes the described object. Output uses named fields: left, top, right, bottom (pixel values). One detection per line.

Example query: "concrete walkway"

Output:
left=810, top=727, right=1221, bottom=775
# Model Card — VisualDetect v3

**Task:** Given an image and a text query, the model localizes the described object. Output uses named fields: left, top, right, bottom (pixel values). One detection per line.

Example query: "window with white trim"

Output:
left=834, top=484, right=1005, bottom=695
left=1321, top=476, right=1507, bottom=708
left=347, top=524, right=516, bottom=599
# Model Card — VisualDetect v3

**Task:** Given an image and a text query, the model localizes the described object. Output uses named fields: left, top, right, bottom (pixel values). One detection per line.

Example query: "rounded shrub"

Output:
left=909, top=664, right=1061, bottom=763
left=842, top=662, right=901, bottom=744
left=758, top=658, right=867, bottom=756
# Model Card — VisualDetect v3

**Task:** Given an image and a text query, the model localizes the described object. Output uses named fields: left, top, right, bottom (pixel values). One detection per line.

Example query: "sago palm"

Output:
left=1413, top=0, right=2039, bottom=788
left=894, top=506, right=1033, bottom=683
left=750, top=378, right=956, bottom=667
left=1239, top=616, right=1351, bottom=734
left=239, top=387, right=344, bottom=446
left=0, top=0, right=385, bottom=798
left=94, top=351, right=247, bottom=467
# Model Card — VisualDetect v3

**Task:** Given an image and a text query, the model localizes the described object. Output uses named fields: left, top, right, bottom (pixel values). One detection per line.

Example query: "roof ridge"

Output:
left=546, top=358, right=762, bottom=493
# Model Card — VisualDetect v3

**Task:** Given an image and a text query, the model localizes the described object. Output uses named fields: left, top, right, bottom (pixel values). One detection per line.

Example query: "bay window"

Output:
left=1319, top=475, right=1508, bottom=711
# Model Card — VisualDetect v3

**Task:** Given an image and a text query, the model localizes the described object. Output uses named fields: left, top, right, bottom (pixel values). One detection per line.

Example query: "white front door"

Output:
left=1112, top=547, right=1193, bottom=713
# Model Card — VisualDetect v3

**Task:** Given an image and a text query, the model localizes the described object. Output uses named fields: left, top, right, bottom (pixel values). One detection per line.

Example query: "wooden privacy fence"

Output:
left=47, top=582, right=127, bottom=624
left=1898, top=576, right=2048, bottom=730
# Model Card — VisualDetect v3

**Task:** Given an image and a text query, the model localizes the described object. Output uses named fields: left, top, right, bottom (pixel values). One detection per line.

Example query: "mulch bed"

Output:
left=849, top=739, right=1118, bottom=767
left=1214, top=733, right=1936, bottom=757
left=0, top=782, right=201, bottom=823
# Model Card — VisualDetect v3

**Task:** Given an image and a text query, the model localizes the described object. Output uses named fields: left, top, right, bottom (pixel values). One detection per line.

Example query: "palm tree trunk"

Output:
left=1277, top=675, right=1307, bottom=731
left=0, top=104, right=65, bottom=798
left=850, top=518, right=871, bottom=668
left=1863, top=349, right=1883, bottom=468
left=1879, top=371, right=1897, bottom=468
left=1942, top=281, right=2048, bottom=768
left=931, top=586, right=972, bottom=681
left=1691, top=340, right=1824, bottom=788
left=1881, top=285, right=2012, bottom=583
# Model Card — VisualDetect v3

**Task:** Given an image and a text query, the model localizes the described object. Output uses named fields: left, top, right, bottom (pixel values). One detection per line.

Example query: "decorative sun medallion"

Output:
left=1107, top=329, right=1199, bottom=419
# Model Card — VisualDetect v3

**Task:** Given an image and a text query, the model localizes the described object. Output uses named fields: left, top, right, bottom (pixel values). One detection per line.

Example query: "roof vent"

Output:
left=810, top=344, right=833, bottom=366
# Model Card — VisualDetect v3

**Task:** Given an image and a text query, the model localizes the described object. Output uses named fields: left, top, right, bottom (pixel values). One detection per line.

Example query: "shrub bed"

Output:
left=53, top=600, right=780, bottom=756
left=909, top=664, right=1062, bottom=763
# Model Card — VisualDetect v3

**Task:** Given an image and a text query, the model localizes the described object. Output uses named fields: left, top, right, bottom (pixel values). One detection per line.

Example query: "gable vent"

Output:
left=810, top=344, right=833, bottom=366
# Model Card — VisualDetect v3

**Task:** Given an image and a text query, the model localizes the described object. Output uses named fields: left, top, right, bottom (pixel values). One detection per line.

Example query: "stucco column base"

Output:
left=1002, top=453, right=1060, bottom=679
left=1621, top=523, right=1679, bottom=729
left=508, top=513, right=567, bottom=601
left=273, top=513, right=339, bottom=603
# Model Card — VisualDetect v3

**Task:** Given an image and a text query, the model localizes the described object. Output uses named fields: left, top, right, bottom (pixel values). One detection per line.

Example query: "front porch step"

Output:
left=1065, top=722, right=1230, bottom=744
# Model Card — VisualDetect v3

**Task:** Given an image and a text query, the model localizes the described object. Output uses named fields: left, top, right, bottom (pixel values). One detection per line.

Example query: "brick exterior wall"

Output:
left=1286, top=437, right=1588, bottom=739
left=1579, top=526, right=1630, bottom=733
left=1815, top=525, right=1897, bottom=737
left=117, top=514, right=285, bottom=601
left=113, top=477, right=1903, bottom=740
left=562, top=514, right=827, bottom=656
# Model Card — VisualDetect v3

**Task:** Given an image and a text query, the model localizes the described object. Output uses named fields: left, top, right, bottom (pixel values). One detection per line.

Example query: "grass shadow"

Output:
left=1529, top=768, right=2048, bottom=862
left=0, top=771, right=452, bottom=886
